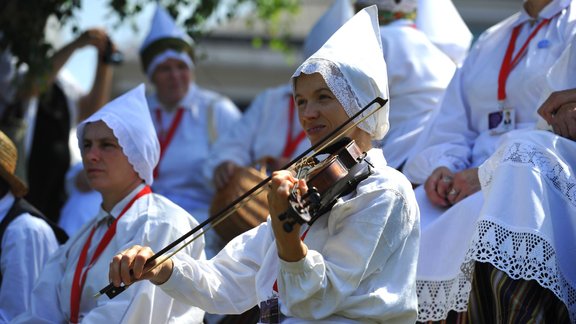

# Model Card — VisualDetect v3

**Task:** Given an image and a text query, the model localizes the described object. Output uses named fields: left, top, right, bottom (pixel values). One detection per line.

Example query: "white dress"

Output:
left=160, top=149, right=420, bottom=323
left=0, top=193, right=59, bottom=323
left=409, top=1, right=576, bottom=321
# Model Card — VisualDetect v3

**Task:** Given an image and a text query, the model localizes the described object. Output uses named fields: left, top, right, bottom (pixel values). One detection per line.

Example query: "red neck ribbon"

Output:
left=69, top=185, right=152, bottom=323
left=153, top=107, right=185, bottom=178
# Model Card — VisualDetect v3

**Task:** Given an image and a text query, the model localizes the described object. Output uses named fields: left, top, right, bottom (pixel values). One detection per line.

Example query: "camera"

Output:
left=102, top=37, right=123, bottom=65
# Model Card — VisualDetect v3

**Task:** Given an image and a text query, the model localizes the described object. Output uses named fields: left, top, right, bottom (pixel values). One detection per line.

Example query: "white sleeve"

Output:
left=402, top=67, right=477, bottom=184
left=10, top=216, right=66, bottom=324
left=161, top=223, right=273, bottom=315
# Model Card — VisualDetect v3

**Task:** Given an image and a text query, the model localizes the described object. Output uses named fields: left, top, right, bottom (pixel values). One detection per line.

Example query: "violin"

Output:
left=96, top=97, right=388, bottom=299
left=279, top=137, right=373, bottom=232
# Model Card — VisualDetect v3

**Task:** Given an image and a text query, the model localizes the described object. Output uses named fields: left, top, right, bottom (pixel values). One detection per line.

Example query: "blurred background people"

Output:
left=354, top=0, right=467, bottom=170
left=141, top=5, right=241, bottom=259
left=0, top=28, right=117, bottom=224
left=0, top=130, right=67, bottom=322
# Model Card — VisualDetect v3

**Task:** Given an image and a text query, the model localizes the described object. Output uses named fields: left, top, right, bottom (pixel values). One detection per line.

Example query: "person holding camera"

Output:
left=0, top=27, right=120, bottom=225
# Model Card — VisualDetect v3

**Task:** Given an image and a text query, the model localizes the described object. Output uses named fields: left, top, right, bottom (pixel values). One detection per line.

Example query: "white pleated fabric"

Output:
left=77, top=84, right=160, bottom=186
left=293, top=5, right=390, bottom=140
left=416, top=0, right=472, bottom=65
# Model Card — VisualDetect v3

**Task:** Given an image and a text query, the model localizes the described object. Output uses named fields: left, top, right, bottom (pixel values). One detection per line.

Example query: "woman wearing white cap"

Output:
left=353, top=0, right=464, bottom=170
left=401, top=0, right=576, bottom=322
left=12, top=85, right=205, bottom=323
left=0, top=130, right=66, bottom=322
left=205, top=0, right=352, bottom=192
left=109, top=6, right=419, bottom=323
left=140, top=6, right=241, bottom=258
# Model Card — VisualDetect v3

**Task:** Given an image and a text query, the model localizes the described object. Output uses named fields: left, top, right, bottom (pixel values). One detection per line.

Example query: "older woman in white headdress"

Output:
left=109, top=6, right=420, bottom=323
left=140, top=6, right=241, bottom=258
left=12, top=85, right=205, bottom=323
left=354, top=0, right=465, bottom=170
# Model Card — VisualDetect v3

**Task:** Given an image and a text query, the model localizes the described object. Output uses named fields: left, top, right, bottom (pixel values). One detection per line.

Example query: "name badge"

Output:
left=488, top=108, right=515, bottom=135
left=259, top=297, right=280, bottom=323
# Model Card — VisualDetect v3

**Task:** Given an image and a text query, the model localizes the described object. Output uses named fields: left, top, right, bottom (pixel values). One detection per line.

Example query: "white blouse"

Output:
left=161, top=149, right=420, bottom=323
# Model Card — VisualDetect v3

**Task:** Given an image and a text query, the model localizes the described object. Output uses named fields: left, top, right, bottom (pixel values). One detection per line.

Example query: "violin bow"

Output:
left=96, top=96, right=388, bottom=299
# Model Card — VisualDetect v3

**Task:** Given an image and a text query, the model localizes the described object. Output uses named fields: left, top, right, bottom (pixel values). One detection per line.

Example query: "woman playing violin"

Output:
left=109, top=6, right=420, bottom=323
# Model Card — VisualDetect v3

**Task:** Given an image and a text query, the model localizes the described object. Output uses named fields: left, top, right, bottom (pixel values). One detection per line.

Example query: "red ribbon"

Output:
left=153, top=108, right=185, bottom=178
left=69, top=186, right=152, bottom=323
left=498, top=19, right=551, bottom=102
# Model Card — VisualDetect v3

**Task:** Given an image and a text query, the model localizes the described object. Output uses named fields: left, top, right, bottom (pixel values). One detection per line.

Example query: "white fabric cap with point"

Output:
left=140, top=5, right=195, bottom=78
left=77, top=84, right=160, bottom=186
left=292, top=5, right=390, bottom=141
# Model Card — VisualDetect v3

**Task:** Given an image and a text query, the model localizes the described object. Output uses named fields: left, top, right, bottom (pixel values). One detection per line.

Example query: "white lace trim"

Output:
left=293, top=59, right=376, bottom=137
left=466, top=220, right=576, bottom=323
left=481, top=141, right=576, bottom=208
left=418, top=141, right=576, bottom=322
left=416, top=267, right=472, bottom=321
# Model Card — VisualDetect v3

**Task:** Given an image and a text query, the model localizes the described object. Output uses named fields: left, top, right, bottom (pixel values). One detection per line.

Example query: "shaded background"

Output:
left=55, top=0, right=519, bottom=110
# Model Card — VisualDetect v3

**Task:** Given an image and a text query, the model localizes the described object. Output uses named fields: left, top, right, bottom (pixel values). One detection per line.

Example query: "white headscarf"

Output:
left=292, top=5, right=390, bottom=140
left=416, top=0, right=472, bottom=65
left=140, top=5, right=195, bottom=79
left=303, top=0, right=354, bottom=60
left=76, top=84, right=160, bottom=185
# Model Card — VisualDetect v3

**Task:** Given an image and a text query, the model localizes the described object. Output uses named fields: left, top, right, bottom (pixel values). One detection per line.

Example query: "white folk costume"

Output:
left=141, top=6, right=241, bottom=258
left=0, top=194, right=59, bottom=323
left=356, top=0, right=459, bottom=169
left=401, top=0, right=576, bottom=321
left=12, top=85, right=206, bottom=323
left=0, top=130, right=60, bottom=323
left=203, top=0, right=353, bottom=181
left=158, top=6, right=420, bottom=323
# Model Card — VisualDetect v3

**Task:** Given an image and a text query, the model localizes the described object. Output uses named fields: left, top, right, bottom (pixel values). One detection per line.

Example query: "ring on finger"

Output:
left=448, top=188, right=458, bottom=196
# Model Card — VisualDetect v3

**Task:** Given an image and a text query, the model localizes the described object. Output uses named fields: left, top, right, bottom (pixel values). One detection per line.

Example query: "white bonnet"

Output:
left=140, top=5, right=195, bottom=79
left=292, top=5, right=390, bottom=140
left=76, top=84, right=160, bottom=185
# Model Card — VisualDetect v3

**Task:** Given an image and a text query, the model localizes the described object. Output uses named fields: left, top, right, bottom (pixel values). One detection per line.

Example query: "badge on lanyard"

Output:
left=259, top=296, right=280, bottom=323
left=488, top=107, right=516, bottom=135
left=490, top=17, right=552, bottom=136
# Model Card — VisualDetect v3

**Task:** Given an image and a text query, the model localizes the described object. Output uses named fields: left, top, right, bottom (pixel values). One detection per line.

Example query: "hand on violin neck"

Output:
left=268, top=171, right=309, bottom=262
